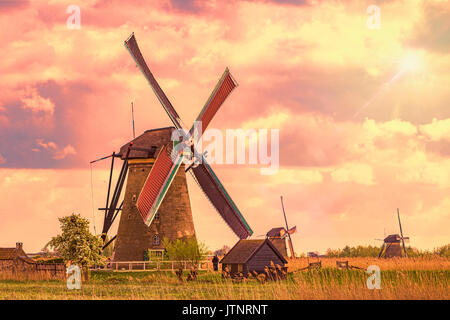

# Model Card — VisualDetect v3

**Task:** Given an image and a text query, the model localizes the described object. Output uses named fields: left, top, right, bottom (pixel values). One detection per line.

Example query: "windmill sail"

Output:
left=137, top=144, right=183, bottom=225
left=191, top=159, right=253, bottom=239
left=191, top=68, right=238, bottom=137
left=287, top=226, right=297, bottom=234
left=280, top=196, right=295, bottom=258
left=397, top=208, right=408, bottom=257
left=124, top=33, right=183, bottom=129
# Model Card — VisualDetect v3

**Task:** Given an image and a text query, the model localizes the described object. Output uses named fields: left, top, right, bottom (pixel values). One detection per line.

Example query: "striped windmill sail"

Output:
left=124, top=33, right=183, bottom=129
left=191, top=158, right=253, bottom=239
left=137, top=144, right=183, bottom=226
left=190, top=68, right=238, bottom=137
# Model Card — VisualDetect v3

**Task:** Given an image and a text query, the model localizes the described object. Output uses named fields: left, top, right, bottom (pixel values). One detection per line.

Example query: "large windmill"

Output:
left=93, top=33, right=253, bottom=262
left=377, top=208, right=410, bottom=258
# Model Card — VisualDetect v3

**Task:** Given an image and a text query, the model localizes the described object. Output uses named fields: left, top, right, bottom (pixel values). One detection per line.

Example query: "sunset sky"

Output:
left=0, top=0, right=449, bottom=254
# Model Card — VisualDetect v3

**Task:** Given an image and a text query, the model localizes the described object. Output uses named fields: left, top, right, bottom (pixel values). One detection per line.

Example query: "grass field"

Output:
left=0, top=257, right=449, bottom=300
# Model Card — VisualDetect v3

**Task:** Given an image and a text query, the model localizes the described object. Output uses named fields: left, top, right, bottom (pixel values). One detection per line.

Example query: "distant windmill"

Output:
left=377, top=208, right=410, bottom=258
left=265, top=196, right=297, bottom=258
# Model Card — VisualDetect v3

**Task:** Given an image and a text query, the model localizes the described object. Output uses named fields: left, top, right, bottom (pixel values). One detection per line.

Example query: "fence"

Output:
left=0, top=263, right=66, bottom=280
left=91, top=260, right=213, bottom=272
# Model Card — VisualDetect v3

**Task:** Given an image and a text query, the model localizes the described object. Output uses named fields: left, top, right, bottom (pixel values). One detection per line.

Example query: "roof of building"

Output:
left=0, top=248, right=17, bottom=260
left=0, top=243, right=36, bottom=264
left=0, top=247, right=36, bottom=264
left=17, top=255, right=37, bottom=264
left=117, top=126, right=175, bottom=159
left=266, top=227, right=286, bottom=238
left=220, top=239, right=288, bottom=264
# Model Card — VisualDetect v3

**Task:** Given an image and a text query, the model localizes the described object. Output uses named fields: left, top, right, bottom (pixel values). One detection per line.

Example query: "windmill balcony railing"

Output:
left=90, top=260, right=213, bottom=272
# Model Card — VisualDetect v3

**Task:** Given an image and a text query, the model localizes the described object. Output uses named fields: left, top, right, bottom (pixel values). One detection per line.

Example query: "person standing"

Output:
left=212, top=255, right=219, bottom=271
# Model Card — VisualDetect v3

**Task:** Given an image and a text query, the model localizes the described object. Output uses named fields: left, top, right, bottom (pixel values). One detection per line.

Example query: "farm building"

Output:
left=0, top=242, right=65, bottom=279
left=0, top=242, right=37, bottom=271
left=220, top=239, right=288, bottom=277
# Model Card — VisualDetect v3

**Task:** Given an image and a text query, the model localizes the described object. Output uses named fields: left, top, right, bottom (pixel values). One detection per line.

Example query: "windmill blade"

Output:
left=397, top=208, right=408, bottom=257
left=190, top=159, right=253, bottom=239
left=124, top=33, right=183, bottom=129
left=280, top=196, right=295, bottom=258
left=378, top=242, right=386, bottom=258
left=280, top=233, right=289, bottom=240
left=287, top=226, right=297, bottom=234
left=137, top=144, right=183, bottom=226
left=190, top=68, right=238, bottom=138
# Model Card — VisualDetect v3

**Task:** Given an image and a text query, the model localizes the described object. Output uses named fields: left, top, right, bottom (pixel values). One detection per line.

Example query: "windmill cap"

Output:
left=117, top=126, right=175, bottom=160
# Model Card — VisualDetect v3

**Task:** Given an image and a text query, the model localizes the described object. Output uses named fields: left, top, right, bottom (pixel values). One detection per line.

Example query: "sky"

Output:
left=0, top=0, right=449, bottom=254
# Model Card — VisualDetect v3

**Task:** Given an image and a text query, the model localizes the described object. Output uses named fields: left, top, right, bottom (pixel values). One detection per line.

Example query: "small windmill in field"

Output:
left=377, top=208, right=410, bottom=258
left=265, top=196, right=297, bottom=258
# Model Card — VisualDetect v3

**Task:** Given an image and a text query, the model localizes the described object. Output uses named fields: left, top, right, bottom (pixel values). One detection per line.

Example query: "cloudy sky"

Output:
left=0, top=0, right=449, bottom=253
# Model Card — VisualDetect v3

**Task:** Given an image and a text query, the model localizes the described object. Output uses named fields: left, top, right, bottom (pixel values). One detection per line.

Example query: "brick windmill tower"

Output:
left=92, top=33, right=253, bottom=262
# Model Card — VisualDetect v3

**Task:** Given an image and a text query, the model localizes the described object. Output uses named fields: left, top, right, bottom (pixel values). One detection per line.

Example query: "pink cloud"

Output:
left=36, top=139, right=77, bottom=160
left=53, top=144, right=77, bottom=160
left=21, top=87, right=55, bottom=115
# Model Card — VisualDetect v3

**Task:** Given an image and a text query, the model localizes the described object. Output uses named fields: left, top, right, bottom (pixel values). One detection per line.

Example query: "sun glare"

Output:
left=401, top=53, right=422, bottom=72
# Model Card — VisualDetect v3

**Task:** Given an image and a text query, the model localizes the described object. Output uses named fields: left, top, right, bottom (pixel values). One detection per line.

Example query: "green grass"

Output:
left=0, top=268, right=449, bottom=300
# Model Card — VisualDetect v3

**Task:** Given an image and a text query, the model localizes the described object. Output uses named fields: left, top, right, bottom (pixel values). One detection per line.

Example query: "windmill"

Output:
left=92, top=33, right=253, bottom=262
left=377, top=208, right=409, bottom=258
left=265, top=196, right=297, bottom=258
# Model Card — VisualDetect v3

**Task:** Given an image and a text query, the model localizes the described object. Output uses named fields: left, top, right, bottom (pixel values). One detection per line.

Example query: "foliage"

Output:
left=326, top=245, right=382, bottom=257
left=100, top=235, right=114, bottom=258
left=325, top=244, right=450, bottom=258
left=33, top=257, right=64, bottom=264
left=434, top=244, right=450, bottom=258
left=49, top=214, right=104, bottom=267
left=164, top=237, right=208, bottom=267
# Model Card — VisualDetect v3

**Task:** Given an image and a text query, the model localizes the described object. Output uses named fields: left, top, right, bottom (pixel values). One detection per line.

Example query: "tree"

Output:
left=164, top=237, right=208, bottom=268
left=49, top=214, right=104, bottom=280
left=164, top=237, right=208, bottom=281
left=214, top=245, right=231, bottom=257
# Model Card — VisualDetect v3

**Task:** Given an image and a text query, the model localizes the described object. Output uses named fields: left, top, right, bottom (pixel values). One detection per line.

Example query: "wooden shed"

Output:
left=220, top=239, right=288, bottom=277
